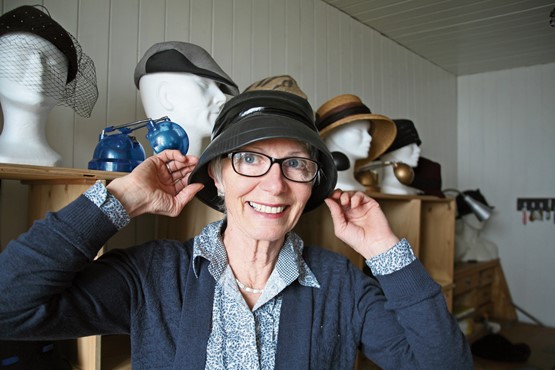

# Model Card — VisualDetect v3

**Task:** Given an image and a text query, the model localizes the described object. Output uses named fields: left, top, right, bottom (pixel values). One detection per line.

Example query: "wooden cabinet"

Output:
left=453, top=259, right=517, bottom=341
left=295, top=192, right=456, bottom=310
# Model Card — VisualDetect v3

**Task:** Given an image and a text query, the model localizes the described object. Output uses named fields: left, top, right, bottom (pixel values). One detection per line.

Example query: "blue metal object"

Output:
left=88, top=116, right=189, bottom=172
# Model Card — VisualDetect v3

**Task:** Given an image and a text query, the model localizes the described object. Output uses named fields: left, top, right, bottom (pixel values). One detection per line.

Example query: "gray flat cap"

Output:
left=134, top=41, right=239, bottom=96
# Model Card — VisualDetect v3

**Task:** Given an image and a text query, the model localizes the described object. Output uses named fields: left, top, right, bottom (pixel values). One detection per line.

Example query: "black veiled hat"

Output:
left=0, top=5, right=98, bottom=117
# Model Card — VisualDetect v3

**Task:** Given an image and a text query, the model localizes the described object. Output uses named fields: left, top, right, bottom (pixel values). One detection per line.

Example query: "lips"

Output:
left=248, top=201, right=286, bottom=214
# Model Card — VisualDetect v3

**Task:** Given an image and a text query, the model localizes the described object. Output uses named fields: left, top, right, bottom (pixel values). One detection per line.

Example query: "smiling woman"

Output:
left=0, top=74, right=473, bottom=369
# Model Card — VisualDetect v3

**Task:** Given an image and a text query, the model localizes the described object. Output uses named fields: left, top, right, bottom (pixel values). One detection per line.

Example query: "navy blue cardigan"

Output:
left=0, top=195, right=472, bottom=369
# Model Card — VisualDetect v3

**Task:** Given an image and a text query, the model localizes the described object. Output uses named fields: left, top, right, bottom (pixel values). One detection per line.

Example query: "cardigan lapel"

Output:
left=274, top=281, right=314, bottom=370
left=172, top=258, right=215, bottom=370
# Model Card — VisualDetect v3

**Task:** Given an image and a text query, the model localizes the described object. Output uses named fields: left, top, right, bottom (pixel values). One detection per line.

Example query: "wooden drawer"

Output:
left=454, top=273, right=479, bottom=295
left=476, top=285, right=492, bottom=306
left=479, top=268, right=495, bottom=286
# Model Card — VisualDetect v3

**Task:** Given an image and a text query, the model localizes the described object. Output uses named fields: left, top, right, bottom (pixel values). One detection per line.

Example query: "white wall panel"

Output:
left=458, top=62, right=555, bottom=327
left=1, top=0, right=458, bottom=252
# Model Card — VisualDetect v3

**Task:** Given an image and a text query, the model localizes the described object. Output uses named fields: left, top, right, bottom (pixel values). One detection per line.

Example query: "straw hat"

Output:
left=315, top=94, right=396, bottom=161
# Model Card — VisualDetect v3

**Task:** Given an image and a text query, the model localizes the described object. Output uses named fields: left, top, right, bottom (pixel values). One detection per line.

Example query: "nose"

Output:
left=259, top=162, right=288, bottom=193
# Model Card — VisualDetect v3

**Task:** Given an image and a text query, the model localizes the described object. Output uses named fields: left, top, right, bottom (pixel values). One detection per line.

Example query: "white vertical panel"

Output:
left=136, top=0, right=166, bottom=123
left=285, top=0, right=301, bottom=78
left=350, top=21, right=363, bottom=97
left=313, top=0, right=328, bottom=106
left=325, top=5, right=340, bottom=99
left=299, top=0, right=315, bottom=100
left=212, top=0, right=233, bottom=81
left=251, top=0, right=270, bottom=83
left=74, top=0, right=111, bottom=170
left=190, top=0, right=212, bottom=51
left=107, top=0, right=139, bottom=124
left=232, top=0, right=252, bottom=89
left=268, top=0, right=286, bottom=76
left=165, top=0, right=190, bottom=41
left=338, top=11, right=352, bottom=93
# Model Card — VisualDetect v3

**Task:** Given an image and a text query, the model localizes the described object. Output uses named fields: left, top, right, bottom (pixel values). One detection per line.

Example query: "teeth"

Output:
left=249, top=202, right=285, bottom=214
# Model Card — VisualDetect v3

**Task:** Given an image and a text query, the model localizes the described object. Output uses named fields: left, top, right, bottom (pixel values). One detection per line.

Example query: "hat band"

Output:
left=316, top=105, right=371, bottom=131
left=212, top=105, right=316, bottom=139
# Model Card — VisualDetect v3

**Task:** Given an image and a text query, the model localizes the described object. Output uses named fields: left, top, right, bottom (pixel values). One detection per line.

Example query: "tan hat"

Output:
left=244, top=75, right=308, bottom=99
left=315, top=94, right=396, bottom=161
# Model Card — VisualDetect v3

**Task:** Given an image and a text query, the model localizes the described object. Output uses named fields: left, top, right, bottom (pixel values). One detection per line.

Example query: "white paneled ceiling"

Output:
left=321, top=0, right=555, bottom=75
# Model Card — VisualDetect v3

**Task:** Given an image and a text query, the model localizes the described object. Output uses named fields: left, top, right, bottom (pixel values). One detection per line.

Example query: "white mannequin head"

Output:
left=455, top=213, right=498, bottom=262
left=139, top=72, right=227, bottom=156
left=135, top=42, right=239, bottom=157
left=0, top=32, right=68, bottom=166
left=379, top=143, right=422, bottom=195
left=324, top=119, right=371, bottom=191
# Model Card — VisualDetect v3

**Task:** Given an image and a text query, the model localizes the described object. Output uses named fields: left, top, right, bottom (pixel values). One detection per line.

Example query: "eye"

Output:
left=240, top=152, right=262, bottom=165
left=284, top=158, right=304, bottom=169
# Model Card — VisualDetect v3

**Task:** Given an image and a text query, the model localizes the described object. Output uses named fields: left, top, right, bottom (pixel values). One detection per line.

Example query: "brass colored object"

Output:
left=392, top=162, right=414, bottom=185
left=355, top=170, right=381, bottom=192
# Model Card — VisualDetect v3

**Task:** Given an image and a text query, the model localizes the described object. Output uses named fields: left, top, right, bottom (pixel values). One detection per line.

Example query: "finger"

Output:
left=157, top=149, right=187, bottom=162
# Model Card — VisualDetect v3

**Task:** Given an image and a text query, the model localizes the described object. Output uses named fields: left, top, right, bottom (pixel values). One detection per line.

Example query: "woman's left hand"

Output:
left=324, top=190, right=400, bottom=259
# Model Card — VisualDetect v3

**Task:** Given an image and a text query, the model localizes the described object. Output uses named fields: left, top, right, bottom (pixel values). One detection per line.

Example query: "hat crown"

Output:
left=316, top=94, right=368, bottom=119
left=244, top=75, right=307, bottom=99
left=212, top=90, right=316, bottom=140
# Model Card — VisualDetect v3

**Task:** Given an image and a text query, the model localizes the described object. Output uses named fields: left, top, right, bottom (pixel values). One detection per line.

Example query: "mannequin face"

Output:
left=0, top=32, right=68, bottom=104
left=386, top=143, right=421, bottom=167
left=139, top=72, right=227, bottom=137
left=324, top=120, right=371, bottom=160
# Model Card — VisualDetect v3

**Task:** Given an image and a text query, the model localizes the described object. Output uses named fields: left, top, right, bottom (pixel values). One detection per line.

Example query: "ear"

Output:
left=208, top=165, right=225, bottom=197
left=158, top=81, right=174, bottom=111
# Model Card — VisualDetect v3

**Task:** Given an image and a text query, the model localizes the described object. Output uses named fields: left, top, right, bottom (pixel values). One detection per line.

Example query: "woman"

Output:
left=0, top=77, right=472, bottom=369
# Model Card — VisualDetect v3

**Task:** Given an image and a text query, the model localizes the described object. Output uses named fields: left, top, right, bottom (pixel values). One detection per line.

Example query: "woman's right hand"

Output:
left=106, top=150, right=204, bottom=218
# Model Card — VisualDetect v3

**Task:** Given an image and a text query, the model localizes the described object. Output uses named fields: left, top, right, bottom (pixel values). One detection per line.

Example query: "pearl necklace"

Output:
left=235, top=278, right=264, bottom=294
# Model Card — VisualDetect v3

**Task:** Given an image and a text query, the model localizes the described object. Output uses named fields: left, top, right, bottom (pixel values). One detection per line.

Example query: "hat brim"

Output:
left=319, top=113, right=397, bottom=162
left=189, top=115, right=337, bottom=213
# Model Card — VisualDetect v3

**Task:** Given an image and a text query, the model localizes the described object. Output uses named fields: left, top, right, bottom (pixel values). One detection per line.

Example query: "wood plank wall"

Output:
left=0, top=0, right=458, bottom=249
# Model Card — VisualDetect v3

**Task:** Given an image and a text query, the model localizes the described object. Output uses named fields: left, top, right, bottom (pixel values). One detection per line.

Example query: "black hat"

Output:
left=189, top=79, right=337, bottom=213
left=383, top=119, right=422, bottom=154
left=410, top=157, right=444, bottom=197
left=134, top=41, right=239, bottom=96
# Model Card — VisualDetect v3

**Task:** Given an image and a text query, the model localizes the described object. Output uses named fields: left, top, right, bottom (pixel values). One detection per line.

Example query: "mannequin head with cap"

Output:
left=134, top=41, right=239, bottom=157
left=455, top=189, right=498, bottom=262
left=379, top=119, right=422, bottom=195
left=315, top=94, right=396, bottom=191
left=0, top=5, right=98, bottom=166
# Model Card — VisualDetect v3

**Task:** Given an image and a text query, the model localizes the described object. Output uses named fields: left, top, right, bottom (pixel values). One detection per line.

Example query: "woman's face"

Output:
left=213, top=138, right=313, bottom=244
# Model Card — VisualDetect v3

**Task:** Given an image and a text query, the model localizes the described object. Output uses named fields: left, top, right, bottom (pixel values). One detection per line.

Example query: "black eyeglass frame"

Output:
left=226, top=151, right=320, bottom=183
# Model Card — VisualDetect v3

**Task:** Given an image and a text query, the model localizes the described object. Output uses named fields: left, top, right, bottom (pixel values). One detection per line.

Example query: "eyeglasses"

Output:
left=227, top=151, right=319, bottom=183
